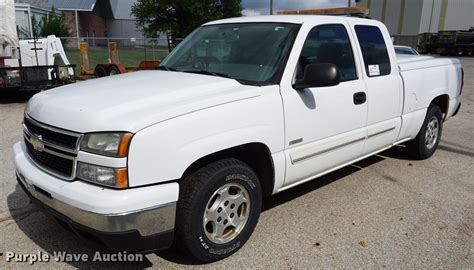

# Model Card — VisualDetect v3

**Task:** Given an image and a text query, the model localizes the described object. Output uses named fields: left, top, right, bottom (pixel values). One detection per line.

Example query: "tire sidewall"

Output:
left=108, top=66, right=120, bottom=76
left=418, top=106, right=443, bottom=158
left=94, top=66, right=107, bottom=77
left=187, top=164, right=262, bottom=261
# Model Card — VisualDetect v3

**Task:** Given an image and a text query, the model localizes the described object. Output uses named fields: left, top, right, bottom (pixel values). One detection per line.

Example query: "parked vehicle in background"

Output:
left=436, top=29, right=474, bottom=56
left=417, top=29, right=474, bottom=56
left=0, top=36, right=76, bottom=92
left=394, top=45, right=419, bottom=55
left=1, top=0, right=75, bottom=92
left=417, top=32, right=438, bottom=54
left=13, top=15, right=463, bottom=262
left=79, top=42, right=161, bottom=78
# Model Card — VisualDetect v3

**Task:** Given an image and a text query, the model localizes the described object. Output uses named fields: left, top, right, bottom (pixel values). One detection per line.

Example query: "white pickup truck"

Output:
left=13, top=15, right=463, bottom=262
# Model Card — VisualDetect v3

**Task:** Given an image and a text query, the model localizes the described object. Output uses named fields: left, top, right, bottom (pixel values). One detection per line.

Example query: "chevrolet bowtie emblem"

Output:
left=31, top=135, right=45, bottom=152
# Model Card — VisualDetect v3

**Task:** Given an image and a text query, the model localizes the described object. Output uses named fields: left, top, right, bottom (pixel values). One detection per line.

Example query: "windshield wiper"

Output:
left=156, top=65, right=177, bottom=71
left=182, top=69, right=232, bottom=79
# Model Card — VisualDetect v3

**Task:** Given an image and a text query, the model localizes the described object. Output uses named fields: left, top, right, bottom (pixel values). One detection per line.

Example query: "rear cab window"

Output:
left=354, top=25, right=391, bottom=77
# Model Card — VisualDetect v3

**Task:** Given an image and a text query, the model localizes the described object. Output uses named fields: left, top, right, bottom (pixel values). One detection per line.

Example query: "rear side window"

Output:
left=354, top=25, right=391, bottom=77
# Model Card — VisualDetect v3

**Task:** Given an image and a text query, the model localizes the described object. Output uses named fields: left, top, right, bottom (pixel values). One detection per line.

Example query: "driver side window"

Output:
left=297, top=24, right=358, bottom=82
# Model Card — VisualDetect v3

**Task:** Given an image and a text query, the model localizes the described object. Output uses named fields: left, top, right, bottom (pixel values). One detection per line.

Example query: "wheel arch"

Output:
left=430, top=94, right=449, bottom=118
left=181, top=142, right=275, bottom=197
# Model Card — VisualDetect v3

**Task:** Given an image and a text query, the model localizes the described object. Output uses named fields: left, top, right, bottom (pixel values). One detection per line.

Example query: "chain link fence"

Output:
left=56, top=37, right=172, bottom=76
left=59, top=36, right=169, bottom=50
left=16, top=36, right=187, bottom=76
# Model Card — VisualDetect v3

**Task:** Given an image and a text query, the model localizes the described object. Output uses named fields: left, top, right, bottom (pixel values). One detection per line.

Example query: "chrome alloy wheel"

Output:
left=203, top=183, right=251, bottom=244
left=425, top=116, right=439, bottom=150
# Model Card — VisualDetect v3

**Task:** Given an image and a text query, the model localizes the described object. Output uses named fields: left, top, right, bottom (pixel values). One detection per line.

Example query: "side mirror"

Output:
left=293, top=63, right=341, bottom=90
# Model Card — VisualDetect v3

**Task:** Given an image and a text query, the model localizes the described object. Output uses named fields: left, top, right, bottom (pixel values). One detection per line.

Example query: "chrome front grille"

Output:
left=23, top=115, right=82, bottom=180
left=23, top=117, right=79, bottom=149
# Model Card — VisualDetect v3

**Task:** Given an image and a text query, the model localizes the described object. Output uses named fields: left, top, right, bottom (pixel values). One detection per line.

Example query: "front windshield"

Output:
left=160, top=23, right=300, bottom=85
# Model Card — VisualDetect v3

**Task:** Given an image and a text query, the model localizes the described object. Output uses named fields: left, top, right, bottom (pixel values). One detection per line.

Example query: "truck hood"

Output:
left=26, top=70, right=261, bottom=133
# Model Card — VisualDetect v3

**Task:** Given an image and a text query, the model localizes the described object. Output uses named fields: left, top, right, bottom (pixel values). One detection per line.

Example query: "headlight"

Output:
left=80, top=132, right=133, bottom=157
left=77, top=162, right=128, bottom=188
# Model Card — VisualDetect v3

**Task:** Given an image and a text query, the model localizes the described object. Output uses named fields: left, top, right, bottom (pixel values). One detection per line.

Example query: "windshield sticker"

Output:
left=368, top=65, right=380, bottom=76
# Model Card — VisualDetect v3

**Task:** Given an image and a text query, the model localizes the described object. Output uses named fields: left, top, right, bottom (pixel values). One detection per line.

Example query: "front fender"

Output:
left=127, top=85, right=284, bottom=187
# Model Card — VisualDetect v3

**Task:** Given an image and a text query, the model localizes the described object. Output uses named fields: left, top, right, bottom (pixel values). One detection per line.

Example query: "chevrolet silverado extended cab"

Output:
left=12, top=16, right=463, bottom=262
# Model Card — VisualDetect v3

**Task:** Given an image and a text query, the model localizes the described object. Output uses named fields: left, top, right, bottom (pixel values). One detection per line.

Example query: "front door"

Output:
left=280, top=23, right=368, bottom=187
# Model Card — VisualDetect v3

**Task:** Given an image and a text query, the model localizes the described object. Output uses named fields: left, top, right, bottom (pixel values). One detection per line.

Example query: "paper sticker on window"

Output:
left=368, top=65, right=380, bottom=76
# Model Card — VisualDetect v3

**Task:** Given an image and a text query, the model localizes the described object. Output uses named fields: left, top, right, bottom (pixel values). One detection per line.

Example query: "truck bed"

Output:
left=397, top=55, right=460, bottom=71
left=396, top=55, right=461, bottom=121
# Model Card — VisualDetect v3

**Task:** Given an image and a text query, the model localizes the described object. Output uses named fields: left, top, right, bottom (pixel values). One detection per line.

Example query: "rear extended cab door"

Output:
left=348, top=20, right=404, bottom=155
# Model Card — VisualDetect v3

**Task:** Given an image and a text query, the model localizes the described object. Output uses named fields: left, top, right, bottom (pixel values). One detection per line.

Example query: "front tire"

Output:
left=407, top=105, right=443, bottom=159
left=175, top=158, right=262, bottom=262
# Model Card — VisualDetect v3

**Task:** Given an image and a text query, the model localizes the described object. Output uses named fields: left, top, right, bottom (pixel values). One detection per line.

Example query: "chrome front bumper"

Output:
left=17, top=171, right=176, bottom=237
left=13, top=139, right=179, bottom=251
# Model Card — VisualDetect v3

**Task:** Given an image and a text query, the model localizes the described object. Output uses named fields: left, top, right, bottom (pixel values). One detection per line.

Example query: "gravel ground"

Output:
left=0, top=57, right=473, bottom=269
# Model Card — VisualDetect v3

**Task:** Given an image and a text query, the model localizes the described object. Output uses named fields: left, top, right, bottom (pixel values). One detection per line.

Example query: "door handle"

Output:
left=353, top=92, right=366, bottom=105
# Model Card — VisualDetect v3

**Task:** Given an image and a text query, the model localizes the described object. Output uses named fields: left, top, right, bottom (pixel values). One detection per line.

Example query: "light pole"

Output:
left=348, top=0, right=351, bottom=7
left=270, top=0, right=273, bottom=15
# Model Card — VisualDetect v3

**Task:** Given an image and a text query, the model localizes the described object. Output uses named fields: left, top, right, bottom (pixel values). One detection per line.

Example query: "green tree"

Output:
left=31, top=16, right=40, bottom=37
left=132, top=0, right=242, bottom=38
left=218, top=0, right=242, bottom=18
left=39, top=8, right=71, bottom=38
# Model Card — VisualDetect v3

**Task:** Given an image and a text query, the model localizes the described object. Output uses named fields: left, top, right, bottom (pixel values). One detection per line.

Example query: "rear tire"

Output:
left=175, top=158, right=262, bottom=262
left=108, top=65, right=121, bottom=76
left=407, top=105, right=443, bottom=160
left=94, top=65, right=107, bottom=77
left=467, top=48, right=473, bottom=57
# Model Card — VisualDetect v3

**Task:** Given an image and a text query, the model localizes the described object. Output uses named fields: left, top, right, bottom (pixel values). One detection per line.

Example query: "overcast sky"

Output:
left=242, top=0, right=356, bottom=16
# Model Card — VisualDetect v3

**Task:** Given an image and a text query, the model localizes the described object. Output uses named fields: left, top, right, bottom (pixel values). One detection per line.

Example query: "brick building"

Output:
left=14, top=0, right=142, bottom=47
